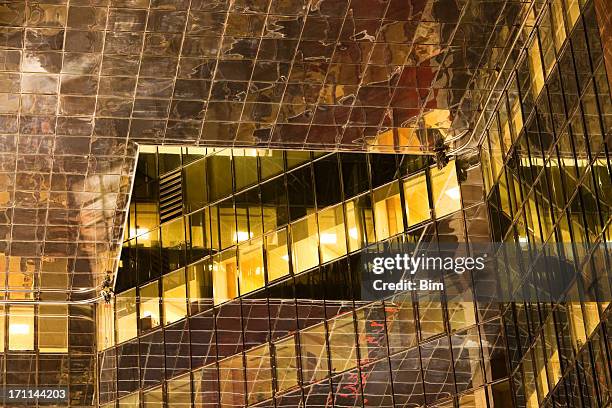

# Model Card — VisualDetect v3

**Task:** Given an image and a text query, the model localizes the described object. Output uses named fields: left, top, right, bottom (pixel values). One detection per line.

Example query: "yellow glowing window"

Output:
left=291, top=214, right=319, bottom=274
left=163, top=269, right=187, bottom=325
left=373, top=182, right=404, bottom=240
left=527, top=38, right=545, bottom=98
left=9, top=305, right=34, bottom=351
left=318, top=205, right=347, bottom=264
left=213, top=249, right=238, bottom=305
left=430, top=162, right=462, bottom=218
left=265, top=228, right=290, bottom=282
left=0, top=306, right=4, bottom=352
left=139, top=280, right=160, bottom=331
left=238, top=238, right=265, bottom=295
left=345, top=195, right=375, bottom=252
left=403, top=172, right=430, bottom=227
left=115, top=288, right=137, bottom=343
left=97, top=301, right=115, bottom=351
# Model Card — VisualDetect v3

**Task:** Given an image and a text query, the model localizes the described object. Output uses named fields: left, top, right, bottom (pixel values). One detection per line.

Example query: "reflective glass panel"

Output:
left=265, top=228, right=290, bottom=282
left=318, top=205, right=347, bottom=264
left=430, top=162, right=462, bottom=218
left=163, top=269, right=187, bottom=325
left=139, top=280, right=160, bottom=332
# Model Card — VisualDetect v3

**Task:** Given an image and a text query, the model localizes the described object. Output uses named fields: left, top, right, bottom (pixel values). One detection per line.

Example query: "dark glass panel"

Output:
left=190, top=310, right=216, bottom=369
left=215, top=301, right=244, bottom=358
left=370, top=154, right=398, bottom=188
left=390, top=347, right=424, bottom=408
left=287, top=165, right=315, bottom=221
left=165, top=319, right=191, bottom=378
left=341, top=153, right=370, bottom=198
left=117, top=340, right=140, bottom=396
left=261, top=175, right=288, bottom=233
left=207, top=154, right=233, bottom=202
left=184, top=159, right=207, bottom=212
left=139, top=330, right=165, bottom=388
left=314, top=155, right=342, bottom=208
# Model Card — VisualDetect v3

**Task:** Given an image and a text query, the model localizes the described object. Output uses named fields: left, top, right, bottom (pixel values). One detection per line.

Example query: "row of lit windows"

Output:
left=105, top=160, right=462, bottom=347
left=0, top=305, right=68, bottom=353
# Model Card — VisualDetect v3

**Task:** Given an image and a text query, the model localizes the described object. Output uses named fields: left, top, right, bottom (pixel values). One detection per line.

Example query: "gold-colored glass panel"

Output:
left=163, top=269, right=187, bottom=325
left=246, top=344, right=273, bottom=405
left=300, top=323, right=329, bottom=383
left=403, top=172, right=430, bottom=227
left=345, top=195, right=375, bottom=252
left=97, top=301, right=115, bottom=351
left=115, top=288, right=137, bottom=343
left=430, top=162, right=462, bottom=218
left=167, top=373, right=191, bottom=408
left=118, top=393, right=140, bottom=407
left=139, top=280, right=160, bottom=331
left=274, top=336, right=299, bottom=392
left=328, top=313, right=357, bottom=373
left=8, top=305, right=34, bottom=351
left=291, top=214, right=319, bottom=274
left=318, top=205, right=347, bottom=264
left=213, top=249, right=238, bottom=305
left=265, top=228, right=290, bottom=282
left=373, top=182, right=404, bottom=240
left=219, top=353, right=245, bottom=407
left=238, top=238, right=265, bottom=295
left=38, top=304, right=68, bottom=353
left=143, top=386, right=163, bottom=408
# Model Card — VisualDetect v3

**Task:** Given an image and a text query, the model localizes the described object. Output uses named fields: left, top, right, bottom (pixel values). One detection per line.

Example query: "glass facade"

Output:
left=0, top=0, right=608, bottom=406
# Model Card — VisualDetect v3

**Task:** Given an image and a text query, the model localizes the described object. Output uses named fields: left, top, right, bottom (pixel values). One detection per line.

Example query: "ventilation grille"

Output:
left=159, top=170, right=183, bottom=223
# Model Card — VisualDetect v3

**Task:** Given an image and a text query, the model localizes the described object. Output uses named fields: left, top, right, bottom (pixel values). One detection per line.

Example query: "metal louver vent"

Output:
left=159, top=170, right=183, bottom=223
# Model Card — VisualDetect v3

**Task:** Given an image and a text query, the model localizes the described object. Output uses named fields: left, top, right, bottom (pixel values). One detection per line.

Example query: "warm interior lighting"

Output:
left=9, top=324, right=30, bottom=335
left=444, top=186, right=461, bottom=200
left=348, top=227, right=358, bottom=239
left=281, top=255, right=289, bottom=261
left=234, top=231, right=253, bottom=242
left=319, top=233, right=337, bottom=244
left=518, top=236, right=528, bottom=243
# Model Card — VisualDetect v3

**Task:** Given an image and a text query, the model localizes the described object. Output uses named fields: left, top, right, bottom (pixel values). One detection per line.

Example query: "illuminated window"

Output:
left=291, top=214, right=319, bottom=273
left=403, top=172, right=430, bottom=226
left=167, top=373, right=191, bottom=408
left=8, top=305, right=34, bottom=351
left=97, top=302, right=115, bottom=351
left=218, top=200, right=237, bottom=249
left=543, top=317, right=562, bottom=387
left=187, top=260, right=213, bottom=314
left=274, top=336, right=299, bottom=392
left=238, top=238, right=265, bottom=295
left=300, top=322, right=329, bottom=383
left=233, top=149, right=258, bottom=191
left=163, top=269, right=187, bottom=325
left=115, top=288, right=137, bottom=343
left=345, top=195, right=375, bottom=252
left=143, top=385, right=163, bottom=407
left=161, top=218, right=186, bottom=272
left=38, top=304, right=68, bottom=353
left=458, top=388, right=487, bottom=407
left=373, top=182, right=404, bottom=240
left=246, top=344, right=273, bottom=405
left=527, top=37, right=545, bottom=98
left=184, top=159, right=207, bottom=212
left=430, top=162, right=462, bottom=218
left=328, top=313, right=357, bottom=374
left=213, top=249, right=238, bottom=305
left=318, top=205, right=347, bottom=264
left=139, top=281, right=160, bottom=331
left=551, top=0, right=567, bottom=52
left=265, top=228, right=290, bottom=281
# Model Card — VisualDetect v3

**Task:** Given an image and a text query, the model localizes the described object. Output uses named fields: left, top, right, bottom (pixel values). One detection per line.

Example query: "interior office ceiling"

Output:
left=0, top=0, right=532, bottom=300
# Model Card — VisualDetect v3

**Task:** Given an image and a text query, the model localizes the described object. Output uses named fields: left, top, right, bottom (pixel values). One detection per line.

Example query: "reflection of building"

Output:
left=0, top=0, right=609, bottom=406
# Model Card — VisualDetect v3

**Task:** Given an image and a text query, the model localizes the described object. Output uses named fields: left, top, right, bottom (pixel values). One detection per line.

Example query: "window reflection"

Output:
left=300, top=323, right=329, bottom=384
left=265, top=228, right=290, bottom=282
left=345, top=195, right=375, bottom=252
left=189, top=209, right=210, bottom=262
left=184, top=159, right=207, bottom=212
left=219, top=353, right=245, bottom=407
left=142, top=385, right=163, bottom=407
left=245, top=344, right=273, bottom=404
left=38, top=305, right=68, bottom=353
left=139, top=281, right=160, bottom=332
left=161, top=218, right=185, bottom=272
left=167, top=373, right=191, bottom=408
left=291, top=214, right=319, bottom=274
left=163, top=269, right=187, bottom=325
left=318, top=204, right=347, bottom=264
left=403, top=172, right=430, bottom=226
left=274, top=335, right=299, bottom=392
left=187, top=260, right=213, bottom=314
left=373, top=182, right=404, bottom=240
left=115, top=289, right=137, bottom=344
left=328, top=313, right=357, bottom=374
left=430, top=162, right=462, bottom=218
